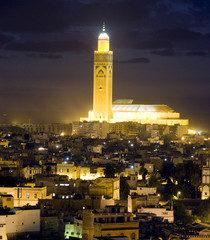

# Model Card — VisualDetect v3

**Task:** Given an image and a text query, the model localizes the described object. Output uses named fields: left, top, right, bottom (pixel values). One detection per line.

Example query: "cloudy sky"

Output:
left=0, top=0, right=209, bottom=130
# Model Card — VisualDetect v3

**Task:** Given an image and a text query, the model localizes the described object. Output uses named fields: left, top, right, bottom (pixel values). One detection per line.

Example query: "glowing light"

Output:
left=60, top=132, right=64, bottom=136
left=188, top=129, right=196, bottom=135
left=181, top=137, right=185, bottom=140
left=98, top=32, right=109, bottom=39
left=38, top=147, right=45, bottom=151
left=130, top=165, right=134, bottom=169
left=56, top=145, right=59, bottom=149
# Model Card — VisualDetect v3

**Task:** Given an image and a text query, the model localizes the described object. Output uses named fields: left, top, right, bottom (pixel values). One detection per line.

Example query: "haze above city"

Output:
left=0, top=0, right=209, bottom=130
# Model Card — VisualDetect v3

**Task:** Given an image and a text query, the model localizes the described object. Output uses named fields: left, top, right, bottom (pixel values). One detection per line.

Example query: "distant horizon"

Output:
left=0, top=110, right=208, bottom=133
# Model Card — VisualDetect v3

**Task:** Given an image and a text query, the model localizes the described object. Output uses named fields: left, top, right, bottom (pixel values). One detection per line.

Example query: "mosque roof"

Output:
left=112, top=99, right=174, bottom=112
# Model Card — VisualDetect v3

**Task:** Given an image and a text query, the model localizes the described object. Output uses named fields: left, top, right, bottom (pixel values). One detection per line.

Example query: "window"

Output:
left=7, top=198, right=11, bottom=201
left=34, top=194, right=37, bottom=198
left=60, top=169, right=63, bottom=173
left=67, top=169, right=69, bottom=173
left=26, top=193, right=30, bottom=199
left=33, top=222, right=35, bottom=224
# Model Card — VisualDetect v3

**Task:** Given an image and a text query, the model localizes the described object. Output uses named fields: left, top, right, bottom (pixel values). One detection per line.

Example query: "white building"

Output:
left=202, top=158, right=210, bottom=199
left=0, top=207, right=40, bottom=240
left=130, top=187, right=157, bottom=196
left=138, top=206, right=174, bottom=223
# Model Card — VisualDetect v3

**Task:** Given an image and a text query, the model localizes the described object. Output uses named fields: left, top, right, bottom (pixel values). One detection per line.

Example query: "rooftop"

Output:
left=112, top=99, right=174, bottom=112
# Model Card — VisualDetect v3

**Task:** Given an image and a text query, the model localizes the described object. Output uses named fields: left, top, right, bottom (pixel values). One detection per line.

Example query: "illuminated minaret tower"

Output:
left=91, top=23, right=113, bottom=122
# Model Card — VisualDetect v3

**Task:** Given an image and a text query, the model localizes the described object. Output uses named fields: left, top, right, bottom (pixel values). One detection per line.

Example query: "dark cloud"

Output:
left=26, top=53, right=63, bottom=59
left=6, top=40, right=91, bottom=53
left=151, top=49, right=175, bottom=56
left=185, top=51, right=209, bottom=56
left=155, top=28, right=202, bottom=41
left=115, top=58, right=150, bottom=64
left=0, top=55, right=8, bottom=59
left=0, top=0, right=158, bottom=33
left=137, top=40, right=173, bottom=50
left=0, top=33, right=15, bottom=47
left=0, top=0, right=69, bottom=33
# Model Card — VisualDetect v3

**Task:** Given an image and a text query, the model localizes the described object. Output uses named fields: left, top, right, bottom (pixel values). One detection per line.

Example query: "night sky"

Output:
left=0, top=0, right=209, bottom=130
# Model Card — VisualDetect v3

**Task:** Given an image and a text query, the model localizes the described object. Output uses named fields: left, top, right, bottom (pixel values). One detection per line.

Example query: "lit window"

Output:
left=26, top=193, right=30, bottom=198
left=34, top=194, right=37, bottom=198
left=60, top=169, right=63, bottom=173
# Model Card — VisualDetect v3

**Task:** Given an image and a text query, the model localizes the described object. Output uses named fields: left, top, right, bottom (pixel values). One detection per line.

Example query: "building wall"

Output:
left=201, top=158, right=210, bottom=200
left=80, top=167, right=105, bottom=180
left=94, top=222, right=139, bottom=240
left=138, top=207, right=174, bottom=223
left=57, top=163, right=78, bottom=180
left=89, top=178, right=120, bottom=200
left=130, top=187, right=157, bottom=196
left=128, top=194, right=159, bottom=213
left=72, top=121, right=109, bottom=138
left=0, top=208, right=40, bottom=240
left=0, top=186, right=48, bottom=207
left=22, top=165, right=41, bottom=179
left=0, top=195, right=14, bottom=208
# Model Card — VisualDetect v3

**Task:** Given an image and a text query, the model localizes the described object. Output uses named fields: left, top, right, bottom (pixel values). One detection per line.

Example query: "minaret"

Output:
left=92, top=23, right=113, bottom=122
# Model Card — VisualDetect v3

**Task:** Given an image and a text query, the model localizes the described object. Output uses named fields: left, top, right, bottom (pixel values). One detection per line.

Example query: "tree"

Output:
left=148, top=173, right=161, bottom=187
left=120, top=177, right=130, bottom=200
left=184, top=162, right=201, bottom=198
left=139, top=166, right=147, bottom=180
left=174, top=202, right=192, bottom=224
left=193, top=200, right=210, bottom=222
left=104, top=163, right=116, bottom=178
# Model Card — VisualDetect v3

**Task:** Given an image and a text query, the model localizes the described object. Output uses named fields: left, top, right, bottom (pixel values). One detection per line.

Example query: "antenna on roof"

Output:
left=103, top=22, right=105, bottom=32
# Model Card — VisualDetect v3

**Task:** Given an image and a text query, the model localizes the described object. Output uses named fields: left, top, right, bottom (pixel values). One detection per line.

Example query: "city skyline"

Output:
left=0, top=0, right=210, bottom=130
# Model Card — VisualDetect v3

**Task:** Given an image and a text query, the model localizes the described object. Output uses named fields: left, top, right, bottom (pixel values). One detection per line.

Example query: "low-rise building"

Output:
left=83, top=206, right=139, bottom=240
left=89, top=178, right=120, bottom=200
left=137, top=206, right=174, bottom=223
left=0, top=186, right=50, bottom=207
left=57, top=163, right=79, bottom=179
left=128, top=193, right=159, bottom=213
left=0, top=207, right=40, bottom=240
left=130, top=186, right=157, bottom=196
left=22, top=165, right=41, bottom=179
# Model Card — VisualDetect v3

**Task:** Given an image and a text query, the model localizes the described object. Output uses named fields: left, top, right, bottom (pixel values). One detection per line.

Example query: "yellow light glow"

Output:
left=188, top=129, right=196, bottom=135
left=60, top=132, right=64, bottom=136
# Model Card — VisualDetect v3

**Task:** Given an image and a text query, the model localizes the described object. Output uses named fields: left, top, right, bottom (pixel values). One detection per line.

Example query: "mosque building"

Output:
left=82, top=24, right=189, bottom=127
